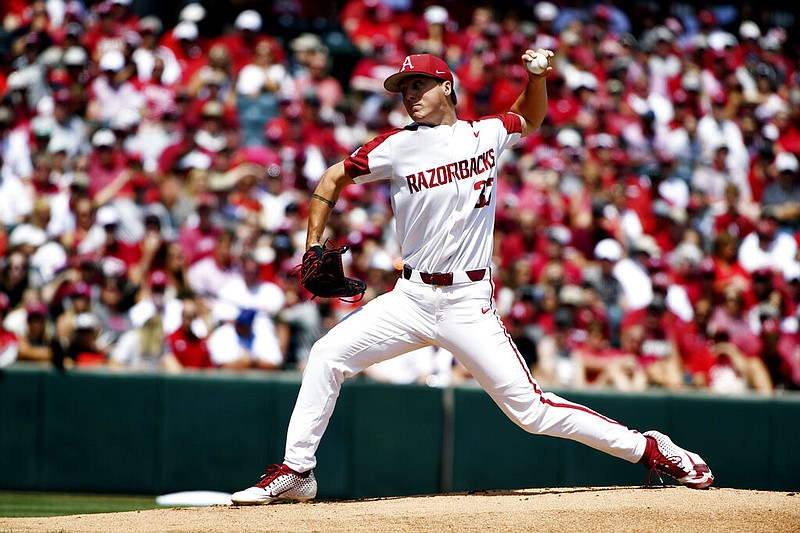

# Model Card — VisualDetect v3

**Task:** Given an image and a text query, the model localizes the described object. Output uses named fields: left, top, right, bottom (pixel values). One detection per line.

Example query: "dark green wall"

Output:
left=1, top=367, right=798, bottom=497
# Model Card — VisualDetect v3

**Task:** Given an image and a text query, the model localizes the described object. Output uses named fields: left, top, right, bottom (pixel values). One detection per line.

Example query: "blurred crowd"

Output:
left=0, top=0, right=799, bottom=395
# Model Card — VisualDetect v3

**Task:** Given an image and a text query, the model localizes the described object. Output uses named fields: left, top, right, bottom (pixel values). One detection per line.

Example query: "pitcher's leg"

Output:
left=439, top=296, right=646, bottom=463
left=284, top=286, right=434, bottom=471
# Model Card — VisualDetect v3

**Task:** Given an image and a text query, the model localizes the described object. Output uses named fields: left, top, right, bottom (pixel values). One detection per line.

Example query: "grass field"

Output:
left=0, top=491, right=159, bottom=517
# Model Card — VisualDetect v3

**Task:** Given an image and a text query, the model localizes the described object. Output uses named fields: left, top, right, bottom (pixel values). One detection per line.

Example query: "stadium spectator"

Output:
left=0, top=292, right=20, bottom=368
left=13, top=300, right=54, bottom=364
left=0, top=1, right=797, bottom=397
left=166, top=296, right=213, bottom=369
left=207, top=307, right=283, bottom=370
left=109, top=309, right=180, bottom=371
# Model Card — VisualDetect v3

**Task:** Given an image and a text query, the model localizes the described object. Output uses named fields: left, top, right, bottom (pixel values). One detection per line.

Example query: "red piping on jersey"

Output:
left=478, top=113, right=523, bottom=135
left=344, top=125, right=416, bottom=178
left=490, top=277, right=624, bottom=427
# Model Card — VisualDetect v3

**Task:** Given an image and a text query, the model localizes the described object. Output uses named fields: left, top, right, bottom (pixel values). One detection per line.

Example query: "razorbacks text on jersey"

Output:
left=344, top=113, right=522, bottom=274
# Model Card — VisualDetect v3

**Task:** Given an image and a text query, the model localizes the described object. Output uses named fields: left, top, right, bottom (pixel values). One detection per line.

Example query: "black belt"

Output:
left=402, top=265, right=488, bottom=286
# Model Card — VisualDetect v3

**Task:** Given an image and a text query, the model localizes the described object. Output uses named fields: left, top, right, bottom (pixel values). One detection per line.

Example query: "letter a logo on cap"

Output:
left=401, top=56, right=415, bottom=72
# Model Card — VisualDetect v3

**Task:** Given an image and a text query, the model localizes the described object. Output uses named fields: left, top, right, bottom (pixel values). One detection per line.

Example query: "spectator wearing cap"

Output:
left=86, top=49, right=144, bottom=126
left=53, top=310, right=106, bottom=369
left=215, top=9, right=285, bottom=75
left=530, top=225, right=583, bottom=286
left=0, top=104, right=35, bottom=193
left=7, top=195, right=50, bottom=257
left=166, top=296, right=213, bottom=369
left=168, top=20, right=207, bottom=86
left=572, top=318, right=647, bottom=392
left=235, top=40, right=295, bottom=147
left=110, top=302, right=181, bottom=372
left=84, top=129, right=135, bottom=207
left=47, top=88, right=89, bottom=158
left=705, top=285, right=774, bottom=394
left=93, top=273, right=133, bottom=351
left=187, top=230, right=241, bottom=312
left=211, top=248, right=285, bottom=344
left=585, top=238, right=626, bottom=346
left=618, top=292, right=684, bottom=390
left=82, top=2, right=122, bottom=60
left=407, top=5, right=459, bottom=60
left=207, top=307, right=283, bottom=370
left=340, top=0, right=402, bottom=58
left=761, top=153, right=800, bottom=232
left=131, top=16, right=181, bottom=86
left=126, top=268, right=186, bottom=337
left=695, top=91, right=750, bottom=188
left=691, top=137, right=754, bottom=218
left=61, top=45, right=92, bottom=90
left=534, top=305, right=590, bottom=390
left=108, top=0, right=139, bottom=33
left=177, top=192, right=224, bottom=265
left=54, top=280, right=95, bottom=348
left=738, top=206, right=799, bottom=275
left=0, top=292, right=20, bottom=368
left=14, top=300, right=54, bottom=364
left=713, top=183, right=755, bottom=242
left=609, top=234, right=660, bottom=313
left=58, top=195, right=95, bottom=255
left=77, top=204, right=139, bottom=274
left=189, top=101, right=232, bottom=157
left=291, top=38, right=343, bottom=116
left=222, top=163, right=265, bottom=221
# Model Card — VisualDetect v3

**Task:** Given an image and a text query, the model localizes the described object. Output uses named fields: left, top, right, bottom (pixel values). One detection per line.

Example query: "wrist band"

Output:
left=312, top=194, right=336, bottom=208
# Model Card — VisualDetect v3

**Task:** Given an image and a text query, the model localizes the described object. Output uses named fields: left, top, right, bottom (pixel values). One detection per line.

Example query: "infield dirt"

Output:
left=0, top=486, right=798, bottom=532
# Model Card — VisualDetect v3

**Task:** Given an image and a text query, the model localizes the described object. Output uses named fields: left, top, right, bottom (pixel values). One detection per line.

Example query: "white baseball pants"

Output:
left=284, top=277, right=647, bottom=472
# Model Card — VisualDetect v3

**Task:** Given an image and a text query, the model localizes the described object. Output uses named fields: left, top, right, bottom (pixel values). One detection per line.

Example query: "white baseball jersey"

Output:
left=344, top=114, right=523, bottom=273
left=280, top=112, right=649, bottom=476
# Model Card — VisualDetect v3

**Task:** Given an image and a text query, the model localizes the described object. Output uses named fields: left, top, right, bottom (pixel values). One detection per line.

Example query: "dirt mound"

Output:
left=1, top=486, right=798, bottom=532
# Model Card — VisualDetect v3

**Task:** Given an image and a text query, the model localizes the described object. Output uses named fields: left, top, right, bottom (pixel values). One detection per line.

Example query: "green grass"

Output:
left=0, top=491, right=159, bottom=517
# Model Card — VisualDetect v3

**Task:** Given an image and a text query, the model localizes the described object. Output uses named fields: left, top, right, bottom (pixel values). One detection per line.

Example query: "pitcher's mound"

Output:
left=1, top=486, right=798, bottom=532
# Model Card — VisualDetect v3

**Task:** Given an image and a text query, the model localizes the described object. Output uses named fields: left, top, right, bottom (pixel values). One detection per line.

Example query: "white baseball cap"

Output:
left=776, top=152, right=799, bottom=173
left=423, top=5, right=448, bottom=25
left=235, top=10, right=262, bottom=32
left=594, top=238, right=623, bottom=262
left=534, top=1, right=558, bottom=22
left=63, top=46, right=88, bottom=66
left=179, top=3, right=206, bottom=22
left=739, top=20, right=761, bottom=40
left=95, top=204, right=120, bottom=226
left=92, top=128, right=116, bottom=147
left=99, top=50, right=125, bottom=72
left=174, top=21, right=199, bottom=41
left=236, top=65, right=266, bottom=96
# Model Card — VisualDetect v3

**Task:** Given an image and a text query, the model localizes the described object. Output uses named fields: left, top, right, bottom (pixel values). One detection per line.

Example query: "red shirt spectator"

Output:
left=166, top=300, right=213, bottom=369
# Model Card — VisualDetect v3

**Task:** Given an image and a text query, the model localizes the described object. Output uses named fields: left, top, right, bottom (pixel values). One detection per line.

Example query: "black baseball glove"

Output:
left=294, top=243, right=367, bottom=302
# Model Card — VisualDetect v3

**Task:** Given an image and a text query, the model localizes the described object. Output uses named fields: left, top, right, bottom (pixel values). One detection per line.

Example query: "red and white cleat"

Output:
left=231, top=464, right=317, bottom=505
left=639, top=430, right=714, bottom=489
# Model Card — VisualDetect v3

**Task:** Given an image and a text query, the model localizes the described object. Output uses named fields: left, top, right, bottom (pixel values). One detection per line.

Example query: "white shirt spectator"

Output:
left=47, top=115, right=89, bottom=158
left=0, top=172, right=30, bottom=226
left=696, top=113, right=750, bottom=180
left=612, top=257, right=653, bottom=311
left=207, top=316, right=283, bottom=368
left=1, top=125, right=34, bottom=183
left=88, top=75, right=145, bottom=125
left=187, top=256, right=241, bottom=304
left=737, top=232, right=798, bottom=274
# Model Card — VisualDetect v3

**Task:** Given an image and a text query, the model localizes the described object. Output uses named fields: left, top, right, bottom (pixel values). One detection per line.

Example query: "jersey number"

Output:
left=474, top=178, right=494, bottom=209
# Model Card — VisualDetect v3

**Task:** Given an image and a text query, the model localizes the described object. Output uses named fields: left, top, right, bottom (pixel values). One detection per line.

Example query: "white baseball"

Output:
left=526, top=53, right=549, bottom=75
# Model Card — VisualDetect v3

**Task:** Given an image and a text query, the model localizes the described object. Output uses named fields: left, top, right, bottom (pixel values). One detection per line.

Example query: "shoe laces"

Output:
left=255, top=464, right=288, bottom=488
left=646, top=446, right=688, bottom=485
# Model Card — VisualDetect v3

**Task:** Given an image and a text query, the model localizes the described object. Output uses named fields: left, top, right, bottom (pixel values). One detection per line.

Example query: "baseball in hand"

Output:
left=526, top=53, right=549, bottom=75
